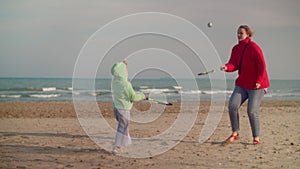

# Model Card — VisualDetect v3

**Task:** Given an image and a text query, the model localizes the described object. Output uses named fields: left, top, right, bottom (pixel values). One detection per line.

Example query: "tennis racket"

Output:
left=197, top=68, right=221, bottom=76
left=147, top=98, right=173, bottom=106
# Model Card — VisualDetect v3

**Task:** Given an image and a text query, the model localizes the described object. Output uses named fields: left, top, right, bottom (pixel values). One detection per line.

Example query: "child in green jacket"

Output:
left=111, top=60, right=146, bottom=154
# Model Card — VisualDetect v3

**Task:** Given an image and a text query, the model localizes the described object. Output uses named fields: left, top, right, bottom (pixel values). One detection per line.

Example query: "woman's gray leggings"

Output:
left=228, top=86, right=265, bottom=137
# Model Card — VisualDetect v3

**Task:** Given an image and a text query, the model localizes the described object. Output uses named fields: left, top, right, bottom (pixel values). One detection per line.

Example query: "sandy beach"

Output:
left=0, top=100, right=299, bottom=169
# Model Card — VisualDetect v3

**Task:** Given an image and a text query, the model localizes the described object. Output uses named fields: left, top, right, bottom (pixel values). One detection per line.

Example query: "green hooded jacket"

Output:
left=111, top=62, right=145, bottom=110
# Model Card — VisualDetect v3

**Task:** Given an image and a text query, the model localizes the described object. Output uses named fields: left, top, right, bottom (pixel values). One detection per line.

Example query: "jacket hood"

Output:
left=111, top=62, right=128, bottom=79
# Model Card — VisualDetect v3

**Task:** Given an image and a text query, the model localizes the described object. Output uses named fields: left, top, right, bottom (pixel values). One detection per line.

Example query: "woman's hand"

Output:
left=255, top=83, right=261, bottom=89
left=220, top=65, right=227, bottom=71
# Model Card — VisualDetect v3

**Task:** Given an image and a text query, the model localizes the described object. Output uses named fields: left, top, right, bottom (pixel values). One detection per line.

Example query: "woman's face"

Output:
left=237, top=28, right=249, bottom=41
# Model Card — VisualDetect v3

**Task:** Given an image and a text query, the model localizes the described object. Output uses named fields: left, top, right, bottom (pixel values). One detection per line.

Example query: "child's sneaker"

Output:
left=112, top=146, right=123, bottom=154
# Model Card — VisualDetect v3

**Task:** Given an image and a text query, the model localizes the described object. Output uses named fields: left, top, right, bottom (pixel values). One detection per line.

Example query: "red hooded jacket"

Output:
left=225, top=38, right=270, bottom=89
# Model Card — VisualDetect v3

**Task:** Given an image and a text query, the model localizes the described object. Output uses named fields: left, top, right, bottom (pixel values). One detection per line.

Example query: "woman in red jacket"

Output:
left=221, top=25, right=270, bottom=145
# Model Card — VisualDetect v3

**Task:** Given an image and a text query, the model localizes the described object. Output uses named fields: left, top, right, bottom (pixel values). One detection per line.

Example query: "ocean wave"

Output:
left=179, top=90, right=202, bottom=94
left=268, top=92, right=300, bottom=97
left=173, top=86, right=182, bottom=90
left=178, top=90, right=233, bottom=95
left=42, top=87, right=56, bottom=92
left=201, top=90, right=233, bottom=94
left=71, top=90, right=111, bottom=96
left=0, top=86, right=80, bottom=92
left=139, top=88, right=232, bottom=95
left=57, top=87, right=73, bottom=91
left=0, top=87, right=59, bottom=92
left=90, top=90, right=112, bottom=96
left=29, top=94, right=61, bottom=98
left=140, top=88, right=175, bottom=94
left=0, top=94, right=21, bottom=98
left=0, top=87, right=40, bottom=92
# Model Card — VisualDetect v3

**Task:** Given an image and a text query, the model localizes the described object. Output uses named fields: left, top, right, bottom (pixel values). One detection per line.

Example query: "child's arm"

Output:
left=128, top=83, right=145, bottom=102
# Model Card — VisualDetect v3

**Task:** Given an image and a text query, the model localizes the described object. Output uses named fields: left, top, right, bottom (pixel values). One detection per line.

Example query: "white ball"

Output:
left=207, top=22, right=213, bottom=28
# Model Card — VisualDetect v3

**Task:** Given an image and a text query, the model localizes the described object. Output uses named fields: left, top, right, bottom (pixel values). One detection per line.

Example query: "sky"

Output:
left=0, top=0, right=300, bottom=79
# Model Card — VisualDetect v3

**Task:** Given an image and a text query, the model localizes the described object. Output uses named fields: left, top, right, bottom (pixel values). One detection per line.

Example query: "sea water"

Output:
left=0, top=78, right=299, bottom=102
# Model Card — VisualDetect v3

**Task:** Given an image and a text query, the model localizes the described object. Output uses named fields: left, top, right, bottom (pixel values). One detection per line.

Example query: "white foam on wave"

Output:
left=42, top=87, right=56, bottom=92
left=30, top=94, right=61, bottom=98
left=0, top=94, right=21, bottom=98
left=74, top=89, right=111, bottom=96
left=179, top=90, right=202, bottom=94
left=180, top=90, right=233, bottom=95
left=92, top=90, right=111, bottom=96
left=140, top=88, right=171, bottom=94
left=173, top=86, right=182, bottom=90
left=202, top=90, right=233, bottom=94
